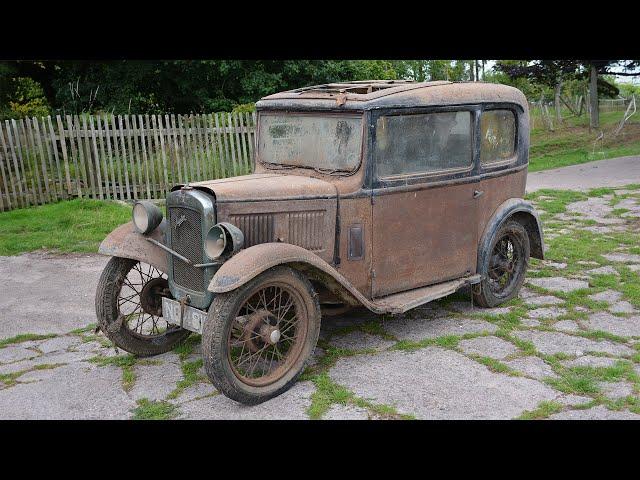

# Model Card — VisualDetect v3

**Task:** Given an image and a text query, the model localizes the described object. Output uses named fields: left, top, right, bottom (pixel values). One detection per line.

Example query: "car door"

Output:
left=370, top=106, right=481, bottom=298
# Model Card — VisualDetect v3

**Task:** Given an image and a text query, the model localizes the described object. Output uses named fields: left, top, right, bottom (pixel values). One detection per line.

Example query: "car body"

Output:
left=97, top=80, right=544, bottom=404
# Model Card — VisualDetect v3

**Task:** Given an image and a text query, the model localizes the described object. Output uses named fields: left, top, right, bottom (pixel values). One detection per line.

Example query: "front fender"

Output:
left=98, top=220, right=168, bottom=272
left=478, top=198, right=545, bottom=275
left=208, top=242, right=373, bottom=309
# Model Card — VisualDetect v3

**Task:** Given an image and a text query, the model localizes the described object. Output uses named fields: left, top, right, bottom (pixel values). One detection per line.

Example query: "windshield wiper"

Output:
left=261, top=162, right=297, bottom=170
left=261, top=162, right=352, bottom=176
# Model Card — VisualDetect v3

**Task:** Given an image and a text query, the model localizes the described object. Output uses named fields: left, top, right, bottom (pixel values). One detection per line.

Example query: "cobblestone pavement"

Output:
left=1, top=183, right=639, bottom=419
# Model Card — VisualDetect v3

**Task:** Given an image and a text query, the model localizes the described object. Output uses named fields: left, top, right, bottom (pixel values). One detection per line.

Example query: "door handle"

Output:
left=473, top=190, right=484, bottom=198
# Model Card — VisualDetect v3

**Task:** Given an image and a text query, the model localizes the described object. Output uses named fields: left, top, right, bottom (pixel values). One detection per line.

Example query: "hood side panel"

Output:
left=217, top=199, right=337, bottom=264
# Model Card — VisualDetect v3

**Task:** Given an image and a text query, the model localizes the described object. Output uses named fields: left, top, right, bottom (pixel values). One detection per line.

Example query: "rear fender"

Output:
left=478, top=198, right=545, bottom=277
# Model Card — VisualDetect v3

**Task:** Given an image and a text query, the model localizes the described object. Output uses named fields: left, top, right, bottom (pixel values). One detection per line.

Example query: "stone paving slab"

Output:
left=329, top=347, right=560, bottom=420
left=504, top=356, right=557, bottom=380
left=383, top=316, right=497, bottom=342
left=0, top=253, right=108, bottom=338
left=549, top=405, right=640, bottom=420
left=458, top=336, right=518, bottom=360
left=513, top=330, right=634, bottom=357
left=328, top=331, right=395, bottom=351
left=0, top=362, right=135, bottom=419
left=323, top=404, right=371, bottom=420
left=177, top=381, right=316, bottom=420
left=584, top=312, right=640, bottom=338
left=528, top=277, right=589, bottom=293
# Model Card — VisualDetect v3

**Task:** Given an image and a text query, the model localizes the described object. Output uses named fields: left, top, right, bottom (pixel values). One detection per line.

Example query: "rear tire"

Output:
left=474, top=220, right=530, bottom=308
left=95, top=256, right=190, bottom=356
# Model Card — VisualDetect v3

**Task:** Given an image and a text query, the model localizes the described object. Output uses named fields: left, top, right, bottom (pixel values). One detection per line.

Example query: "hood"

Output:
left=188, top=173, right=337, bottom=203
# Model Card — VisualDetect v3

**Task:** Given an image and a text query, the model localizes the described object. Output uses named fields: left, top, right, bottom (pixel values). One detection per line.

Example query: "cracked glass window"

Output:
left=375, top=111, right=472, bottom=178
left=480, top=110, right=516, bottom=165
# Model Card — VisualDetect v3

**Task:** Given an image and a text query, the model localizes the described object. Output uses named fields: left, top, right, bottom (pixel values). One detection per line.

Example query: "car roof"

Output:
left=256, top=80, right=528, bottom=112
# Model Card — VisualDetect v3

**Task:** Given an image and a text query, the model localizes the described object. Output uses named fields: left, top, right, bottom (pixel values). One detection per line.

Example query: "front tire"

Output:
left=95, top=256, right=191, bottom=356
left=202, top=266, right=321, bottom=405
left=474, top=220, right=530, bottom=308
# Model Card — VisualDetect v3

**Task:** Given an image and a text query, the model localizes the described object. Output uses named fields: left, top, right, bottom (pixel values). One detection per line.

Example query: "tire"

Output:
left=95, top=256, right=191, bottom=356
left=202, top=266, right=321, bottom=405
left=474, top=220, right=530, bottom=308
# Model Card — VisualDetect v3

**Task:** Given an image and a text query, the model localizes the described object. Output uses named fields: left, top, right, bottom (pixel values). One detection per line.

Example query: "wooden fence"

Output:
left=0, top=112, right=257, bottom=211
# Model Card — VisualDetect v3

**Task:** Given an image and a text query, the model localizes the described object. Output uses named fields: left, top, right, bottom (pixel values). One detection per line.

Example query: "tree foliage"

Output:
left=1, top=60, right=638, bottom=120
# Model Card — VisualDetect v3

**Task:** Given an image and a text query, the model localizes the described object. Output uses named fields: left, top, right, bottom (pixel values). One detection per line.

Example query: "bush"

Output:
left=231, top=102, right=256, bottom=114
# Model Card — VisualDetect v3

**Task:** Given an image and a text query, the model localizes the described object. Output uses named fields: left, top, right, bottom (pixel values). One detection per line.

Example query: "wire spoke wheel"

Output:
left=474, top=220, right=530, bottom=308
left=96, top=256, right=190, bottom=356
left=487, top=233, right=523, bottom=297
left=228, top=282, right=308, bottom=387
left=117, top=261, right=175, bottom=338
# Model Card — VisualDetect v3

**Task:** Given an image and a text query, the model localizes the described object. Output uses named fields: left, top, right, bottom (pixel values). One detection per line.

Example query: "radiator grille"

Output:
left=169, top=207, right=205, bottom=292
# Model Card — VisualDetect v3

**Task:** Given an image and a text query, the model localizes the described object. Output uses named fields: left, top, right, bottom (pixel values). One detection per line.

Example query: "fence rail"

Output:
left=0, top=112, right=257, bottom=211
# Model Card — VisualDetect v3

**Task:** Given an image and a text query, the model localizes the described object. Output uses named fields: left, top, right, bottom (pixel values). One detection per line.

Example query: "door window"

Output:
left=375, top=111, right=472, bottom=178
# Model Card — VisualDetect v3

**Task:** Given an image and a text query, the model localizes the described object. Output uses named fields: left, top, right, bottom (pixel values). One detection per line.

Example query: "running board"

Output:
left=370, top=275, right=481, bottom=315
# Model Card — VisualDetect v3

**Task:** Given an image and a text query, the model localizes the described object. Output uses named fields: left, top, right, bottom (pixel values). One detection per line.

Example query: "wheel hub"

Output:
left=242, top=310, right=281, bottom=352
left=140, top=277, right=170, bottom=316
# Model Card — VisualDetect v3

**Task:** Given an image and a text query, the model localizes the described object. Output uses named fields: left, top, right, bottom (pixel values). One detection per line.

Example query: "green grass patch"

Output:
left=131, top=398, right=178, bottom=420
left=306, top=371, right=413, bottom=420
left=172, top=334, right=201, bottom=361
left=0, top=199, right=130, bottom=255
left=167, top=359, right=204, bottom=400
left=0, top=333, right=57, bottom=348
left=90, top=354, right=138, bottom=392
left=517, top=400, right=564, bottom=419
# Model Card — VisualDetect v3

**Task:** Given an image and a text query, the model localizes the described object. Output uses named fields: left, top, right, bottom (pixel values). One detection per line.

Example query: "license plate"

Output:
left=162, top=297, right=207, bottom=334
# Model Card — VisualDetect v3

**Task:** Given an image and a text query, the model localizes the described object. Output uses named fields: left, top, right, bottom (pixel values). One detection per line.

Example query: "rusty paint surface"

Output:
left=98, top=221, right=168, bottom=272
left=371, top=181, right=478, bottom=297
left=477, top=168, right=527, bottom=237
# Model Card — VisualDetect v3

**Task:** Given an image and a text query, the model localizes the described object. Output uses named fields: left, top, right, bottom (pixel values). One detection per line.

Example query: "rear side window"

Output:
left=480, top=109, right=516, bottom=165
left=375, top=111, right=472, bottom=178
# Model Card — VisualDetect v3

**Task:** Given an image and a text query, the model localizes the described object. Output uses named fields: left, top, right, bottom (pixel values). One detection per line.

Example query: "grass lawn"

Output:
left=0, top=199, right=130, bottom=256
left=529, top=109, right=640, bottom=172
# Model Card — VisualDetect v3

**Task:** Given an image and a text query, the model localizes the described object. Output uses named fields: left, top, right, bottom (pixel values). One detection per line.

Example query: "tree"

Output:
left=495, top=60, right=582, bottom=123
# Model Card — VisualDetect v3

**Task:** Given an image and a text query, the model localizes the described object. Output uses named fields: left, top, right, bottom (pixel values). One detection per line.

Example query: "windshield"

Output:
left=258, top=112, right=363, bottom=172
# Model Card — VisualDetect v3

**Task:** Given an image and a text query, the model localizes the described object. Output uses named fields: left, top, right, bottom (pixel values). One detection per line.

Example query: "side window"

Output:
left=375, top=111, right=472, bottom=178
left=480, top=109, right=516, bottom=165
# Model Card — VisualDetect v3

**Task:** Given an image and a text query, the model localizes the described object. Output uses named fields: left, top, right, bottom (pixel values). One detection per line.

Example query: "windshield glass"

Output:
left=258, top=113, right=363, bottom=172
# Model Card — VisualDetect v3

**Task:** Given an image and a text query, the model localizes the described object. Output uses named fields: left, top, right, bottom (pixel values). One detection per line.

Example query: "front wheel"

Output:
left=95, top=256, right=191, bottom=356
left=202, top=266, right=321, bottom=405
left=474, top=220, right=530, bottom=308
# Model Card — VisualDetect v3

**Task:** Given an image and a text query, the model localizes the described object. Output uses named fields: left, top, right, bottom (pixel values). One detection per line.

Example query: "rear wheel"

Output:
left=474, top=220, right=530, bottom=308
left=202, top=266, right=320, bottom=405
left=95, top=256, right=190, bottom=356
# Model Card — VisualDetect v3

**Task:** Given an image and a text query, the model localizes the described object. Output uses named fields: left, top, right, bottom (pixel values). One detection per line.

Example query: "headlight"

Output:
left=132, top=201, right=163, bottom=234
left=205, top=223, right=245, bottom=259
left=205, top=225, right=227, bottom=259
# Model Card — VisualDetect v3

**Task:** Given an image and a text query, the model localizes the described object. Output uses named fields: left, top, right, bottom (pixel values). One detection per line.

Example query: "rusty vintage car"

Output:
left=96, top=80, right=544, bottom=404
